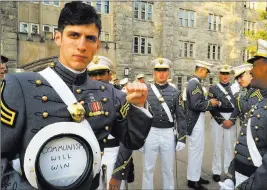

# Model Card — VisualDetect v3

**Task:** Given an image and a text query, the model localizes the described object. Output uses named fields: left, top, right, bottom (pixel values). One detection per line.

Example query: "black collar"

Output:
left=52, top=59, right=88, bottom=86
left=155, top=82, right=169, bottom=90
left=220, top=82, right=230, bottom=87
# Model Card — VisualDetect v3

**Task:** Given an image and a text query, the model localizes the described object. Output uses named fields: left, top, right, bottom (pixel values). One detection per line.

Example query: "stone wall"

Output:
left=0, top=2, right=18, bottom=68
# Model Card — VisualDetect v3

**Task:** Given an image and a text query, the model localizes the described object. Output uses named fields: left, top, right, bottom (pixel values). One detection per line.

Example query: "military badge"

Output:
left=93, top=56, right=100, bottom=64
left=158, top=58, right=164, bottom=64
left=0, top=81, right=18, bottom=127
left=67, top=102, right=86, bottom=123
left=88, top=101, right=104, bottom=117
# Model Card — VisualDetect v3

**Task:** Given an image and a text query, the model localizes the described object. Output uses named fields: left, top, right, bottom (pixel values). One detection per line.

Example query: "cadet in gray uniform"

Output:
left=224, top=64, right=261, bottom=128
left=186, top=60, right=219, bottom=190
left=208, top=65, right=236, bottom=182
left=87, top=56, right=134, bottom=189
left=1, top=2, right=152, bottom=190
left=219, top=39, right=267, bottom=189
left=142, top=58, right=187, bottom=190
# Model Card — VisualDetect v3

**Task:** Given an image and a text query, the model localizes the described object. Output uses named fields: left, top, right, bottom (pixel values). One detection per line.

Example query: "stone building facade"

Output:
left=0, top=2, right=18, bottom=68
left=1, top=1, right=266, bottom=89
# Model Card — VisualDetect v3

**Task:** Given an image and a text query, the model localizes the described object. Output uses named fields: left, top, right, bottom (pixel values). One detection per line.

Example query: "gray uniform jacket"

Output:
left=227, top=88, right=267, bottom=189
left=186, top=76, right=213, bottom=136
left=147, top=83, right=187, bottom=143
left=229, top=87, right=262, bottom=125
left=208, top=82, right=235, bottom=125
left=1, top=60, right=152, bottom=190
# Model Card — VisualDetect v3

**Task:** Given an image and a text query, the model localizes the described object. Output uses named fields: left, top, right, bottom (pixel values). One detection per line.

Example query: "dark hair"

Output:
left=58, top=1, right=101, bottom=35
left=195, top=66, right=200, bottom=71
left=88, top=69, right=110, bottom=77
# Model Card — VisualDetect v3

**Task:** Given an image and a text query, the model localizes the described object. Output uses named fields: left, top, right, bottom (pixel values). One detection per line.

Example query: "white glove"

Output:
left=139, top=146, right=144, bottom=152
left=219, top=179, right=234, bottom=190
left=175, top=142, right=185, bottom=151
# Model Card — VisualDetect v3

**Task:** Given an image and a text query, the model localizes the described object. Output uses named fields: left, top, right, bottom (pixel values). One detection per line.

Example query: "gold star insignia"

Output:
left=224, top=65, right=228, bottom=70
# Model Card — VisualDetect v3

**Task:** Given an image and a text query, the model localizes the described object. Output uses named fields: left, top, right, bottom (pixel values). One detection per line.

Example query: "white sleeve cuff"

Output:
left=131, top=102, right=152, bottom=118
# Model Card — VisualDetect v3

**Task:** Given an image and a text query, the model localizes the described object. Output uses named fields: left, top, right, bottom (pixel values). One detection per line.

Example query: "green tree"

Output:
left=245, top=9, right=267, bottom=55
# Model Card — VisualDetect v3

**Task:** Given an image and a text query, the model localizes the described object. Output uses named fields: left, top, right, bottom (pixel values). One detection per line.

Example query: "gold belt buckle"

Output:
left=67, top=102, right=86, bottom=123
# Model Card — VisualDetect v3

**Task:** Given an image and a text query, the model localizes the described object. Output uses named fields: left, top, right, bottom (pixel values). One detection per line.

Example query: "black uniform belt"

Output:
left=235, top=159, right=257, bottom=177
left=103, top=138, right=120, bottom=148
left=218, top=108, right=234, bottom=113
left=152, top=120, right=174, bottom=128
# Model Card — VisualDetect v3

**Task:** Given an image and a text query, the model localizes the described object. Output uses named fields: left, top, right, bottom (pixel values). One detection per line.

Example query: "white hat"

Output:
left=248, top=39, right=267, bottom=63
left=152, top=58, right=173, bottom=69
left=120, top=78, right=128, bottom=85
left=233, top=64, right=253, bottom=78
left=217, top=64, right=233, bottom=73
left=195, top=60, right=213, bottom=72
left=87, top=56, right=114, bottom=72
left=136, top=73, right=144, bottom=79
left=147, top=78, right=154, bottom=82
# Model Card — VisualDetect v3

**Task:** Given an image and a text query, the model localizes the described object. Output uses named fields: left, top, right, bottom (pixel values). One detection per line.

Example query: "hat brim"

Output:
left=247, top=56, right=265, bottom=64
left=1, top=55, right=8, bottom=63
left=234, top=71, right=245, bottom=80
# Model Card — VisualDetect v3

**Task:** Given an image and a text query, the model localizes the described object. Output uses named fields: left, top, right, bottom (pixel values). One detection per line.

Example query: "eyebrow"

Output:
left=67, top=31, right=98, bottom=38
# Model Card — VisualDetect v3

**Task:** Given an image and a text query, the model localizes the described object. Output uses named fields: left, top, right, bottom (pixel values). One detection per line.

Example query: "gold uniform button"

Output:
left=122, top=173, right=124, bottom=176
left=43, top=112, right=49, bottom=118
left=101, top=152, right=104, bottom=156
left=241, top=132, right=244, bottom=136
left=102, top=98, right=108, bottom=102
left=257, top=114, right=261, bottom=119
left=234, top=151, right=237, bottom=154
left=42, top=96, right=48, bottom=102
left=100, top=86, right=106, bottom=91
left=248, top=157, right=252, bottom=161
left=124, top=161, right=127, bottom=164
left=264, top=106, right=267, bottom=109
left=105, top=111, right=109, bottom=117
left=50, top=62, right=55, bottom=68
left=103, top=139, right=107, bottom=143
left=255, top=126, right=259, bottom=130
left=255, top=137, right=259, bottom=142
left=76, top=89, right=81, bottom=94
left=35, top=80, right=42, bottom=85
left=236, top=141, right=239, bottom=144
left=105, top=126, right=109, bottom=131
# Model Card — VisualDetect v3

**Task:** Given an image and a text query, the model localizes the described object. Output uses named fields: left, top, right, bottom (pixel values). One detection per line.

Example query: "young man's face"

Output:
left=55, top=23, right=100, bottom=71
left=250, top=58, right=267, bottom=89
left=0, top=63, right=6, bottom=79
left=90, top=71, right=112, bottom=83
left=154, top=69, right=169, bottom=84
left=237, top=71, right=252, bottom=88
left=199, top=67, right=209, bottom=79
left=138, top=77, right=145, bottom=83
left=219, top=72, right=231, bottom=84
